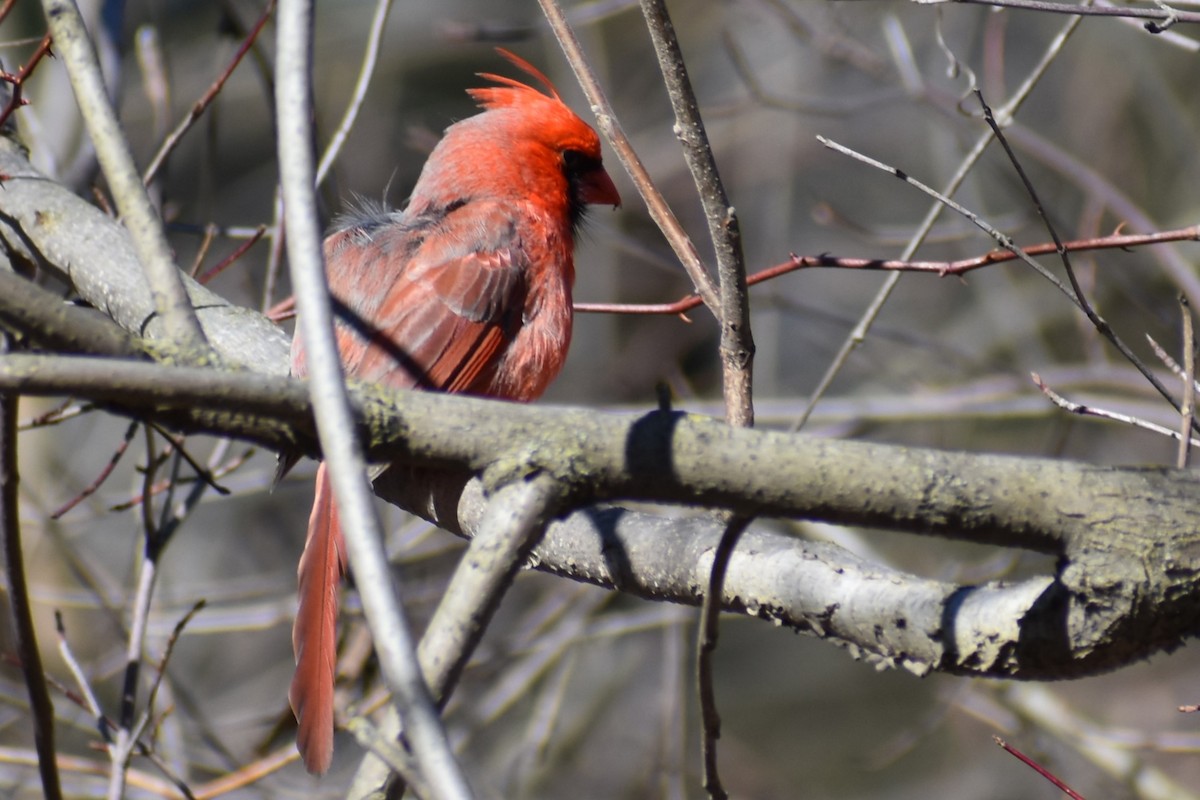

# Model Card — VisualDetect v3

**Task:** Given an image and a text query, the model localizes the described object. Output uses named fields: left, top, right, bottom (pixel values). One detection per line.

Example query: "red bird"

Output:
left=288, top=51, right=619, bottom=775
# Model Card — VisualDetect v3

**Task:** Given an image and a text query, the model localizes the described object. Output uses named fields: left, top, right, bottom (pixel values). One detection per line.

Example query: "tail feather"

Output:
left=289, top=464, right=347, bottom=775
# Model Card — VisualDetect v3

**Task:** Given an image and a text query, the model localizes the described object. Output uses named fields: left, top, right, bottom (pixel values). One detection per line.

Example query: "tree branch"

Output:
left=3, top=350, right=1200, bottom=683
left=41, top=0, right=207, bottom=352
left=274, top=0, right=469, bottom=792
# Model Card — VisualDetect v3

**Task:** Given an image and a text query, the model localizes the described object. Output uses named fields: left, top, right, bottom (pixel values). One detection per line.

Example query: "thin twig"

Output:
left=1032, top=372, right=1200, bottom=447
left=421, top=473, right=565, bottom=703
left=635, top=7, right=756, bottom=794
left=0, top=34, right=54, bottom=131
left=1178, top=296, right=1195, bottom=468
left=574, top=227, right=1200, bottom=316
left=196, top=225, right=267, bottom=284
left=928, top=0, right=1200, bottom=27
left=354, top=474, right=566, bottom=797
left=275, top=0, right=471, bottom=793
left=697, top=515, right=751, bottom=800
left=54, top=611, right=106, bottom=726
left=639, top=0, right=754, bottom=428
left=821, top=131, right=1194, bottom=429
left=794, top=8, right=1085, bottom=431
left=536, top=0, right=721, bottom=313
left=993, top=736, right=1085, bottom=800
left=142, top=0, right=276, bottom=186
left=315, top=0, right=393, bottom=186
left=51, top=421, right=137, bottom=519
left=106, top=426, right=163, bottom=800
left=974, top=88, right=1197, bottom=431
left=42, top=0, right=208, bottom=353
left=0, top=335, right=62, bottom=800
left=1146, top=333, right=1200, bottom=393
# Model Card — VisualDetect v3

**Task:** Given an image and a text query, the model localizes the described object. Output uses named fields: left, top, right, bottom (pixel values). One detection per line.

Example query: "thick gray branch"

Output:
left=1, top=129, right=1199, bottom=683
left=0, top=138, right=290, bottom=373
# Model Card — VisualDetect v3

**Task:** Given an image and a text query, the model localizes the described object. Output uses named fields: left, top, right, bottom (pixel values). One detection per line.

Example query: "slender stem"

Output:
left=794, top=8, right=1085, bottom=430
left=0, top=335, right=62, bottom=800
left=537, top=0, right=721, bottom=313
left=1178, top=297, right=1195, bottom=468
left=937, top=0, right=1200, bottom=25
left=696, top=515, right=751, bottom=800
left=639, top=0, right=754, bottom=428
left=315, top=0, right=394, bottom=186
left=41, top=0, right=208, bottom=353
left=364, top=475, right=564, bottom=797
left=974, top=89, right=1197, bottom=432
left=274, top=0, right=471, bottom=794
left=143, top=0, right=277, bottom=186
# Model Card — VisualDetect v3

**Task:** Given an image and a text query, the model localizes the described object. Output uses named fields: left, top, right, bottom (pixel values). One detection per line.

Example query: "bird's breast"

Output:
left=488, top=260, right=574, bottom=402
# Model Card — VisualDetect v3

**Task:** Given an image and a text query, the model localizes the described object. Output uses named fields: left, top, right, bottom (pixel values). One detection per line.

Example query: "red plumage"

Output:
left=288, top=50, right=619, bottom=775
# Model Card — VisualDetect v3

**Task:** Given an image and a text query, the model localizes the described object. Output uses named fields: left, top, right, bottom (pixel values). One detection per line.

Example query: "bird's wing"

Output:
left=323, top=200, right=528, bottom=396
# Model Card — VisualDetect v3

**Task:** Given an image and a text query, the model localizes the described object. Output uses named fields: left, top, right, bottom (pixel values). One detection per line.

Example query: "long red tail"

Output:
left=289, top=463, right=346, bottom=775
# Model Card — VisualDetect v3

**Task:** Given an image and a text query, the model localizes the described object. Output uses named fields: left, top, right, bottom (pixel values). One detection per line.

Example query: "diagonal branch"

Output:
left=274, top=0, right=470, bottom=793
left=537, top=0, right=721, bottom=314
left=41, top=0, right=207, bottom=352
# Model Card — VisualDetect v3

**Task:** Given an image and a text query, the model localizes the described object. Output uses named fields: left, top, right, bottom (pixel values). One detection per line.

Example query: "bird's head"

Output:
left=412, top=49, right=620, bottom=232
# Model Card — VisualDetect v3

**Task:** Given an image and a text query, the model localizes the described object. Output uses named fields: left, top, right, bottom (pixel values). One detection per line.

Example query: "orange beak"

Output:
left=579, top=166, right=621, bottom=209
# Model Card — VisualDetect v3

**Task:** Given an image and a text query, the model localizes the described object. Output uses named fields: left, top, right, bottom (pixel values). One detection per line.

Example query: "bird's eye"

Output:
left=563, top=149, right=584, bottom=170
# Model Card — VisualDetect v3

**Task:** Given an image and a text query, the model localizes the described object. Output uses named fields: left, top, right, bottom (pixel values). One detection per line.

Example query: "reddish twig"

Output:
left=264, top=294, right=295, bottom=322
left=994, top=736, right=1086, bottom=800
left=0, top=0, right=20, bottom=26
left=0, top=34, right=55, bottom=130
left=142, top=0, right=276, bottom=185
left=186, top=226, right=219, bottom=277
left=575, top=226, right=1200, bottom=316
left=19, top=399, right=95, bottom=429
left=196, top=225, right=267, bottom=284
left=51, top=422, right=137, bottom=519
left=269, top=227, right=1199, bottom=322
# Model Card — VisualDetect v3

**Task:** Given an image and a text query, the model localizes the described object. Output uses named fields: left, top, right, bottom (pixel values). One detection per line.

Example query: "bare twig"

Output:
left=275, top=0, right=470, bottom=793
left=42, top=0, right=208, bottom=353
left=1179, top=296, right=1195, bottom=468
left=1032, top=372, right=1200, bottom=447
left=993, top=736, right=1085, bottom=800
left=196, top=225, right=267, bottom=284
left=633, top=9, right=755, bottom=793
left=0, top=334, right=62, bottom=800
left=821, top=129, right=1194, bottom=430
left=974, top=88, right=1197, bottom=431
left=0, top=34, right=54, bottom=131
left=639, top=0, right=754, bottom=428
left=794, top=9, right=1085, bottom=430
left=536, top=0, right=721, bottom=313
left=354, top=474, right=567, bottom=797
left=1002, top=683, right=1195, bottom=798
left=921, top=0, right=1200, bottom=27
left=422, top=473, right=566, bottom=703
left=54, top=611, right=106, bottom=726
left=105, top=425, right=165, bottom=800
left=50, top=421, right=137, bottom=519
left=315, top=0, right=393, bottom=186
left=574, top=227, right=1200, bottom=316
left=696, top=515, right=751, bottom=800
left=142, top=0, right=275, bottom=186
left=1147, top=333, right=1200, bottom=393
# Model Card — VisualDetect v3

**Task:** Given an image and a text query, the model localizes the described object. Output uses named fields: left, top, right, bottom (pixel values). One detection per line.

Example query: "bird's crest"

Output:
left=467, top=48, right=566, bottom=110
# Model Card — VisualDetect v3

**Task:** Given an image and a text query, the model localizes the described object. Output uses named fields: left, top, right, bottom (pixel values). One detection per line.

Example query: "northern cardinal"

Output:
left=287, top=50, right=619, bottom=775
